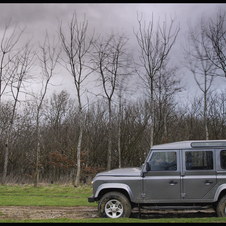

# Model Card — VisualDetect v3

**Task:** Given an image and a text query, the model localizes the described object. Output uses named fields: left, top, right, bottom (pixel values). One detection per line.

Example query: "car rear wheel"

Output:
left=216, top=194, right=226, bottom=217
left=98, top=192, right=131, bottom=218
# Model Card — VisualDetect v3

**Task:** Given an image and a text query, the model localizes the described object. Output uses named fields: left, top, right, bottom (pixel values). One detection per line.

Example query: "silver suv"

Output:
left=88, top=140, right=226, bottom=218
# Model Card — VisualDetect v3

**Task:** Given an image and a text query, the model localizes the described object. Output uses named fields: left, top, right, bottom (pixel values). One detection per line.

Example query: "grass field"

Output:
left=0, top=184, right=226, bottom=223
left=0, top=183, right=96, bottom=207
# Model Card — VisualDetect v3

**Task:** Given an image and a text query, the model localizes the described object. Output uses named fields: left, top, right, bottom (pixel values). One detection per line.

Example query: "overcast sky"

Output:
left=1, top=3, right=226, bottom=103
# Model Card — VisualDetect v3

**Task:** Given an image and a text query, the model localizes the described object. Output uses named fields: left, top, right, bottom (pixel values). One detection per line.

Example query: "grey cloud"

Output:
left=0, top=3, right=226, bottom=98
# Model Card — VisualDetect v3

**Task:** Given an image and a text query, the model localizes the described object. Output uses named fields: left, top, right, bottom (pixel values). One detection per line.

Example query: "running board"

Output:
left=139, top=205, right=211, bottom=210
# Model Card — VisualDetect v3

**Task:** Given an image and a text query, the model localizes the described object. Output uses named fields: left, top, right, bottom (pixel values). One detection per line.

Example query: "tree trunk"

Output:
left=150, top=77, right=154, bottom=148
left=107, top=98, right=112, bottom=171
left=75, top=127, right=83, bottom=186
left=204, top=79, right=209, bottom=140
left=74, top=104, right=83, bottom=186
left=34, top=141, right=40, bottom=188
left=2, top=138, right=9, bottom=184
left=118, top=92, right=122, bottom=168
left=118, top=110, right=122, bottom=168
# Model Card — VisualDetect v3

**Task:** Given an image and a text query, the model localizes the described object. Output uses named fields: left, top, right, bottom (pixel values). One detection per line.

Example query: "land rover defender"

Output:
left=88, top=140, right=226, bottom=218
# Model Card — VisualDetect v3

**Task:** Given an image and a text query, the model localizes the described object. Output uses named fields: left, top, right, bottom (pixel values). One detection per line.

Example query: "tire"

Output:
left=216, top=195, right=226, bottom=217
left=98, top=192, right=132, bottom=218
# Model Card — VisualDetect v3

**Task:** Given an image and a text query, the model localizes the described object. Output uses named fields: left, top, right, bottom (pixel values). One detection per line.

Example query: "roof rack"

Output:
left=191, top=141, right=226, bottom=148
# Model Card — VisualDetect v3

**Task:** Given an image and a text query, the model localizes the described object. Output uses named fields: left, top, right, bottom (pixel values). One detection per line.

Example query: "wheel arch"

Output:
left=94, top=183, right=134, bottom=202
left=214, top=184, right=226, bottom=202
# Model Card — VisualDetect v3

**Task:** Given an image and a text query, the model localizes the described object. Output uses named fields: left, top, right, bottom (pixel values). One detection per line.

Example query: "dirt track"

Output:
left=0, top=206, right=98, bottom=220
left=0, top=206, right=217, bottom=220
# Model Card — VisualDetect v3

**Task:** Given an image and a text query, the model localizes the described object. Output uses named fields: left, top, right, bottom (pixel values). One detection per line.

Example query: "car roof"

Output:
left=151, top=140, right=226, bottom=150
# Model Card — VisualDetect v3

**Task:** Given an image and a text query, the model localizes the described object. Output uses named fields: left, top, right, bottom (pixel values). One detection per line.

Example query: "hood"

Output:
left=96, top=167, right=141, bottom=177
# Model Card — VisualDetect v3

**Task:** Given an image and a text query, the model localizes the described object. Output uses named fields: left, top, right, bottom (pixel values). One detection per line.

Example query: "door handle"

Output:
left=169, top=181, right=178, bottom=185
left=204, top=180, right=213, bottom=185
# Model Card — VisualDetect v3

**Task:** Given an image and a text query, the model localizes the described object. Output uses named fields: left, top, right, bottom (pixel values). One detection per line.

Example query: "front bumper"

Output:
left=88, top=195, right=97, bottom=202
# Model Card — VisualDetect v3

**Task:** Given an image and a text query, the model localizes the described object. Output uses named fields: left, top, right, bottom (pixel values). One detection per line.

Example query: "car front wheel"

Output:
left=216, top=194, right=226, bottom=217
left=98, top=191, right=131, bottom=218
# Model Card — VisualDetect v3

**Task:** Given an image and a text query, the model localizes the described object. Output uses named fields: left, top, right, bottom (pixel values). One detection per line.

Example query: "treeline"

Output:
left=0, top=88, right=226, bottom=184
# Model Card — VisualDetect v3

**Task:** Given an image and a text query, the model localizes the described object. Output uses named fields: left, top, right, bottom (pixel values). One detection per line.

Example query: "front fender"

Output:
left=214, top=184, right=226, bottom=202
left=94, top=183, right=135, bottom=202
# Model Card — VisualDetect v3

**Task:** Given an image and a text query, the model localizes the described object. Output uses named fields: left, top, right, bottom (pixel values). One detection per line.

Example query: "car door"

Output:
left=181, top=149, right=217, bottom=201
left=143, top=150, right=181, bottom=202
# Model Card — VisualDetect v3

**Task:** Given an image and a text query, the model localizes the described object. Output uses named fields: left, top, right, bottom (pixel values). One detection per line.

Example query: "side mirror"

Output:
left=146, top=162, right=151, bottom=171
left=141, top=162, right=151, bottom=177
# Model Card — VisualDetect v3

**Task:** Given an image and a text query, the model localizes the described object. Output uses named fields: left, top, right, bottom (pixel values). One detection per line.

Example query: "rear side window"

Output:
left=220, top=150, right=226, bottom=169
left=185, top=151, right=213, bottom=170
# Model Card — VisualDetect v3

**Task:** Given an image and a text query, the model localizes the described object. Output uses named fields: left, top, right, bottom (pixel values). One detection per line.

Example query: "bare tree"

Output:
left=33, top=32, right=61, bottom=188
left=2, top=42, right=35, bottom=185
left=0, top=19, right=25, bottom=102
left=116, top=67, right=133, bottom=168
left=208, top=89, right=226, bottom=139
left=154, top=63, right=182, bottom=143
left=92, top=33, right=131, bottom=170
left=183, top=18, right=216, bottom=140
left=134, top=13, right=180, bottom=148
left=46, top=90, right=70, bottom=139
left=206, top=9, right=226, bottom=78
left=117, top=84, right=123, bottom=169
left=59, top=11, right=95, bottom=186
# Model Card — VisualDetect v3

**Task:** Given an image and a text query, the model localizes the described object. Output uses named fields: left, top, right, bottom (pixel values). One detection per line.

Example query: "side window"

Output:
left=149, top=151, right=177, bottom=171
left=220, top=150, right=226, bottom=169
left=185, top=151, right=213, bottom=170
